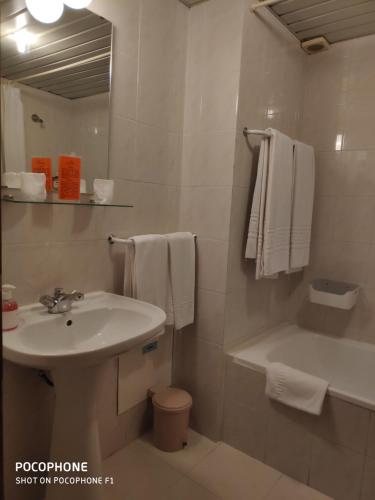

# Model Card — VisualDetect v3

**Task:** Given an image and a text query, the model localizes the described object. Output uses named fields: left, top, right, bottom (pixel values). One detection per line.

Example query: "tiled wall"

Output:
left=174, top=2, right=306, bottom=440
left=20, top=82, right=74, bottom=173
left=18, top=83, right=110, bottom=189
left=223, top=359, right=375, bottom=500
left=290, top=34, right=375, bottom=344
left=226, top=6, right=305, bottom=349
left=174, top=0, right=244, bottom=441
left=70, top=93, right=110, bottom=190
left=2, top=1, right=188, bottom=498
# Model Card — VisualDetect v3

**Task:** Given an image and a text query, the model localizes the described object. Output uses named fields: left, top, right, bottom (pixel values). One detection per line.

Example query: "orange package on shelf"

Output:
left=31, top=157, right=53, bottom=192
left=58, top=156, right=81, bottom=200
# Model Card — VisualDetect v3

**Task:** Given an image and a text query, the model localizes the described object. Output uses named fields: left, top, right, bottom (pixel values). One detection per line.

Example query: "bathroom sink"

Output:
left=3, top=291, right=166, bottom=500
left=3, top=291, right=166, bottom=369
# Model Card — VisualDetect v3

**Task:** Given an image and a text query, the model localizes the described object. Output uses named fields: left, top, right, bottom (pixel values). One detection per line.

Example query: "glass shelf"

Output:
left=1, top=189, right=133, bottom=208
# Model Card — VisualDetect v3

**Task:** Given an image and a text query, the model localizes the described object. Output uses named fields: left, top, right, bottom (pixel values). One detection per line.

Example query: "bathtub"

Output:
left=229, top=323, right=375, bottom=412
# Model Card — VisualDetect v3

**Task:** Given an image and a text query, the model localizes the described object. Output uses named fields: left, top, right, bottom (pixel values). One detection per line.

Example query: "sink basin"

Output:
left=3, top=291, right=166, bottom=369
left=3, top=291, right=166, bottom=500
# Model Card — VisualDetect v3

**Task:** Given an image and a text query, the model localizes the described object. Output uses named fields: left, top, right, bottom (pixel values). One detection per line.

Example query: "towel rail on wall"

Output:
left=243, top=127, right=273, bottom=138
left=108, top=234, right=197, bottom=245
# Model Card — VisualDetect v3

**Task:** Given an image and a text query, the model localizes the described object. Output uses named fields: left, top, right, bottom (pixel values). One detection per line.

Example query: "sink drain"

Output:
left=66, top=320, right=73, bottom=326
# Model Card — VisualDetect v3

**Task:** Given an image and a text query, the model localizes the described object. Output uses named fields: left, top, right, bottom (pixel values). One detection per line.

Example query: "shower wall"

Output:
left=175, top=1, right=306, bottom=440
left=221, top=0, right=307, bottom=461
left=292, top=33, right=375, bottom=345
left=175, top=0, right=245, bottom=441
left=224, top=6, right=306, bottom=350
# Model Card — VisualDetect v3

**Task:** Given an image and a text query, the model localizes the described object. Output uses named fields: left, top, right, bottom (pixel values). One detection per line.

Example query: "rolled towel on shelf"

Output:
left=265, top=362, right=329, bottom=415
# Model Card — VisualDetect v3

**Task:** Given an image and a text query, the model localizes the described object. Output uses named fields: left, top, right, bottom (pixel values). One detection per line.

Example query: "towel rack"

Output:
left=243, top=127, right=273, bottom=138
left=108, top=234, right=197, bottom=245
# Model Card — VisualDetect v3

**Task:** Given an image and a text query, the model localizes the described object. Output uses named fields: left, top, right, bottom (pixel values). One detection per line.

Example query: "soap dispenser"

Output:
left=2, top=284, right=19, bottom=331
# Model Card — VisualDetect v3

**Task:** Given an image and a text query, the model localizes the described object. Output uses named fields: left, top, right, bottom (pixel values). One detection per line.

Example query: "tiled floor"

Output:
left=103, top=430, right=333, bottom=500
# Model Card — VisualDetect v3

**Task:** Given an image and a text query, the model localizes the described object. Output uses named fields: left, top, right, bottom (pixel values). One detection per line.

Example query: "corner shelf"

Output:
left=1, top=190, right=133, bottom=208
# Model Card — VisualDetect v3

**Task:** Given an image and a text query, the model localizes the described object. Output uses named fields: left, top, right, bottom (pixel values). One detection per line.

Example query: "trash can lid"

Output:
left=153, top=388, right=192, bottom=412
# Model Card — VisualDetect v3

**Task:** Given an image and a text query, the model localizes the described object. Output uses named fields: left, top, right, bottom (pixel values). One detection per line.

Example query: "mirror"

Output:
left=0, top=2, right=112, bottom=193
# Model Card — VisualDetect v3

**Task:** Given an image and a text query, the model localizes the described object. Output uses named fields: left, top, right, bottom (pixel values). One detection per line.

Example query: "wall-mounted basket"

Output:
left=309, top=279, right=359, bottom=310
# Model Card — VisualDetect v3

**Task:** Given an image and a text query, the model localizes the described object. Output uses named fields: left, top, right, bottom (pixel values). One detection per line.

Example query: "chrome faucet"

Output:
left=40, top=288, right=84, bottom=314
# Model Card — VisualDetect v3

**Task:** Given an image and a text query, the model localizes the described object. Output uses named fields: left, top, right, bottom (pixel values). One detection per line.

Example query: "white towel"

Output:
left=245, top=137, right=268, bottom=260
left=289, top=141, right=315, bottom=271
left=124, top=235, right=169, bottom=314
left=167, top=232, right=195, bottom=330
left=266, top=362, right=328, bottom=416
left=124, top=233, right=195, bottom=330
left=245, top=129, right=294, bottom=279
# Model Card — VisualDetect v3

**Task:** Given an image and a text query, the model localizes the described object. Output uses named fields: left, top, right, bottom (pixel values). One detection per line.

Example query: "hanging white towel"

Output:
left=124, top=233, right=195, bottom=329
left=266, top=362, right=328, bottom=416
left=123, top=235, right=169, bottom=314
left=289, top=141, right=315, bottom=271
left=245, top=137, right=268, bottom=260
left=166, top=232, right=195, bottom=330
left=245, top=129, right=294, bottom=279
left=1, top=83, right=26, bottom=173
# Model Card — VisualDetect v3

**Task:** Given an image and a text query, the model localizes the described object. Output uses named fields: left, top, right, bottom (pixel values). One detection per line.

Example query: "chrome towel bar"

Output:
left=108, top=234, right=197, bottom=245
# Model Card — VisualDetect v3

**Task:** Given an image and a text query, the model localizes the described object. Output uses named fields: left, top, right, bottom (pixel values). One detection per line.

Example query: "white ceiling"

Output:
left=268, top=0, right=375, bottom=44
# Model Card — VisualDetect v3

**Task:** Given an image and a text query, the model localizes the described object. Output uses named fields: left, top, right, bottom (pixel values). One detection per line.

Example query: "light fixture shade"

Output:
left=64, top=0, right=92, bottom=8
left=26, top=0, right=64, bottom=24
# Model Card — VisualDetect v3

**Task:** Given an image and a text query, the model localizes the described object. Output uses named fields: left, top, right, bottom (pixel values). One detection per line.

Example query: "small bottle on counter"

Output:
left=2, top=284, right=19, bottom=331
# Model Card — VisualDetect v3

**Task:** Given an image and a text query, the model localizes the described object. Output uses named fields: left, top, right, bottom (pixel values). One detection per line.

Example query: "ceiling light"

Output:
left=26, top=0, right=64, bottom=24
left=64, top=0, right=92, bottom=8
left=11, top=29, right=37, bottom=54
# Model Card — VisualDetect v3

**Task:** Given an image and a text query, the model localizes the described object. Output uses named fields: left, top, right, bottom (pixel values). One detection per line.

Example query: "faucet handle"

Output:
left=54, top=287, right=64, bottom=296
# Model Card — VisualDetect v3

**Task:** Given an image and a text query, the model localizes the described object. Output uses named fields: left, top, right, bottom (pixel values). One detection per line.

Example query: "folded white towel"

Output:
left=245, top=129, right=295, bottom=279
left=167, top=232, right=195, bottom=330
left=124, top=235, right=169, bottom=314
left=265, top=362, right=328, bottom=415
left=289, top=141, right=315, bottom=271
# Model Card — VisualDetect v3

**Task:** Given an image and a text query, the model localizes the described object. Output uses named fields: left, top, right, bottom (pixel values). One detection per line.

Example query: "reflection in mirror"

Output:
left=0, top=1, right=112, bottom=193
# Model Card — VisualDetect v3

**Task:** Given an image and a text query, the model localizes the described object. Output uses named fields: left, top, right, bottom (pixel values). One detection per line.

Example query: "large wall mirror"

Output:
left=0, top=0, right=112, bottom=193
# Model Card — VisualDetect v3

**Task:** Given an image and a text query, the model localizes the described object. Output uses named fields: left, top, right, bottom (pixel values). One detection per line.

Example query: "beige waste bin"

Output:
left=152, top=388, right=192, bottom=452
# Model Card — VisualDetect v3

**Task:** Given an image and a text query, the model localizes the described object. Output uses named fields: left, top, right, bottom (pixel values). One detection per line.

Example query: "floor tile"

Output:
left=139, top=429, right=219, bottom=473
left=165, top=476, right=221, bottom=500
left=103, top=440, right=184, bottom=500
left=266, top=476, right=333, bottom=500
left=188, top=442, right=282, bottom=500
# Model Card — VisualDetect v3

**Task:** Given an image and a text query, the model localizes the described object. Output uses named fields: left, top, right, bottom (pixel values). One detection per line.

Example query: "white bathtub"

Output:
left=229, top=323, right=375, bottom=411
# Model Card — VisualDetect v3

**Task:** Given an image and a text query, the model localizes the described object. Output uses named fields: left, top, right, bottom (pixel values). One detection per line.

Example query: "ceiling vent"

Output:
left=301, top=36, right=330, bottom=54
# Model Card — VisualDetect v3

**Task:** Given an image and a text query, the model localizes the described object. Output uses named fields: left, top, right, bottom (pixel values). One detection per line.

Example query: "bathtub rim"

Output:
left=227, top=323, right=375, bottom=412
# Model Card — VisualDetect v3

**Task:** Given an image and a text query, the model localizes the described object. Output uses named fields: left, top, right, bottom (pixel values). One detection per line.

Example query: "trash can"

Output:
left=152, top=387, right=192, bottom=452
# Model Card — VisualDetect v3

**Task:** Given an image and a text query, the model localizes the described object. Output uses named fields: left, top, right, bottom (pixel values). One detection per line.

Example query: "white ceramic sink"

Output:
left=3, top=291, right=166, bottom=369
left=3, top=291, right=166, bottom=500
